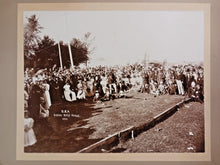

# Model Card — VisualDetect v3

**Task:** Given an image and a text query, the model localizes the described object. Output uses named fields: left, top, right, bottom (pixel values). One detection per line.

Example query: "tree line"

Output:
left=24, top=14, right=94, bottom=70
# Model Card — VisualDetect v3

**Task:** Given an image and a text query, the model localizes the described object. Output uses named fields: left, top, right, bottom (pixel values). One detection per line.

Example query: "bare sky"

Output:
left=24, top=11, right=204, bottom=66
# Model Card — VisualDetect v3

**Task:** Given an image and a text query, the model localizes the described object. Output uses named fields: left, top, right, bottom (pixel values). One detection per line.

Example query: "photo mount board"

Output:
left=17, top=2, right=211, bottom=161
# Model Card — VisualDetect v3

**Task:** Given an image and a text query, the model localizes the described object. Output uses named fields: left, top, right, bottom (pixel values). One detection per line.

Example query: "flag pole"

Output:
left=68, top=42, right=74, bottom=69
left=58, top=42, right=63, bottom=70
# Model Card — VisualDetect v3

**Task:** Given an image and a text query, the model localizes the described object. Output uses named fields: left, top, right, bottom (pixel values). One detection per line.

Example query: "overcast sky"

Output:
left=24, top=11, right=204, bottom=66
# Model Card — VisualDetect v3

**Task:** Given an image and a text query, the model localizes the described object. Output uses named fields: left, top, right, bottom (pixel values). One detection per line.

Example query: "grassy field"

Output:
left=86, top=92, right=184, bottom=139
left=110, top=102, right=204, bottom=153
left=25, top=92, right=199, bottom=153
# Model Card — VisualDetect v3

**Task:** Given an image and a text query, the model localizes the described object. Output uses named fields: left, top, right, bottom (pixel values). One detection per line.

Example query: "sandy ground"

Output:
left=110, top=102, right=204, bottom=153
left=24, top=92, right=192, bottom=152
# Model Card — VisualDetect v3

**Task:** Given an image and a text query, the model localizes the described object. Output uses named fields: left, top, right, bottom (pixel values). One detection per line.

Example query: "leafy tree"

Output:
left=24, top=14, right=43, bottom=57
left=70, top=38, right=89, bottom=66
left=70, top=33, right=95, bottom=66
left=34, top=35, right=57, bottom=69
left=24, top=29, right=94, bottom=69
left=24, top=14, right=43, bottom=68
left=37, top=35, right=55, bottom=50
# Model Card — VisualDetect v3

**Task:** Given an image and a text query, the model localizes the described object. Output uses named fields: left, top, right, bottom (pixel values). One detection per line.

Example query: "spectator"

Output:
left=24, top=111, right=37, bottom=147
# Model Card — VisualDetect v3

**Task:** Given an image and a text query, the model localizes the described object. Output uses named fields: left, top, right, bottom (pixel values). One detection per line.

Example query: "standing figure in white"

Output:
left=24, top=111, right=37, bottom=147
left=63, top=81, right=77, bottom=102
left=42, top=80, right=52, bottom=109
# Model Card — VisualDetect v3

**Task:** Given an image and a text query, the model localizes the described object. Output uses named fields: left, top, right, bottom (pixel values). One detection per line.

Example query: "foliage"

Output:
left=32, top=37, right=91, bottom=69
left=24, top=14, right=43, bottom=58
left=34, top=36, right=57, bottom=69
left=37, top=35, right=55, bottom=50
left=24, top=14, right=43, bottom=68
left=24, top=15, right=93, bottom=70
left=70, top=38, right=89, bottom=66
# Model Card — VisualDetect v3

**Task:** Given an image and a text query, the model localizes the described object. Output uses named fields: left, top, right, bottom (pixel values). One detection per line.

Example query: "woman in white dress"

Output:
left=42, top=80, right=51, bottom=109
left=77, top=80, right=86, bottom=100
left=100, top=75, right=107, bottom=95
left=24, top=111, right=37, bottom=147
left=63, top=81, right=77, bottom=102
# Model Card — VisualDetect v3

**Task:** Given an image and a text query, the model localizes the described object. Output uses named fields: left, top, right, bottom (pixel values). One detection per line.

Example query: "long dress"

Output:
left=24, top=118, right=37, bottom=147
left=63, top=84, right=76, bottom=102
left=42, top=83, right=51, bottom=109
left=100, top=77, right=107, bottom=94
left=77, top=83, right=86, bottom=99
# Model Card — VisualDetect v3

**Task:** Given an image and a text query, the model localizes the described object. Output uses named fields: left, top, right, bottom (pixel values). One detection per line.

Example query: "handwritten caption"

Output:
left=53, top=110, right=80, bottom=120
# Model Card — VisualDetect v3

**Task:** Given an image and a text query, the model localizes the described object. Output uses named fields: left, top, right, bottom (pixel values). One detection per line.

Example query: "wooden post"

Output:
left=131, top=130, right=134, bottom=140
left=58, top=42, right=63, bottom=70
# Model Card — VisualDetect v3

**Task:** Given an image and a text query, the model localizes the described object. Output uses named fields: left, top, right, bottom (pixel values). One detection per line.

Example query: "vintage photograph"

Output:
left=22, top=9, right=205, bottom=154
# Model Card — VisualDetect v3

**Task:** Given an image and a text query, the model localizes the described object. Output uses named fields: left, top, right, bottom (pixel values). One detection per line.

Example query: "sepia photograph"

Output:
left=16, top=3, right=211, bottom=161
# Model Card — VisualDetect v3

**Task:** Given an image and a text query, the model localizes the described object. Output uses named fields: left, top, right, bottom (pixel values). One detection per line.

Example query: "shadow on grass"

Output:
left=24, top=99, right=102, bottom=153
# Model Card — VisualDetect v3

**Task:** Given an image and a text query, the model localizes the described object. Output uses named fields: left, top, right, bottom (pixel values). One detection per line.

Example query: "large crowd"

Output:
left=23, top=63, right=204, bottom=147
left=24, top=63, right=204, bottom=119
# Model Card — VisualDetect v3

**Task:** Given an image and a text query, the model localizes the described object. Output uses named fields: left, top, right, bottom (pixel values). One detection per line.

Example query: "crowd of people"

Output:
left=23, top=63, right=204, bottom=147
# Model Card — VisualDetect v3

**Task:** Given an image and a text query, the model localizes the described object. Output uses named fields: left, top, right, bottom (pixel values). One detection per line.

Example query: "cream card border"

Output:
left=17, top=2, right=211, bottom=161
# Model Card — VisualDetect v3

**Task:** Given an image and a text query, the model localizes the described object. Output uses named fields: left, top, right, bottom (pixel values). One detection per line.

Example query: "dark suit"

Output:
left=28, top=84, right=42, bottom=122
left=186, top=74, right=195, bottom=96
